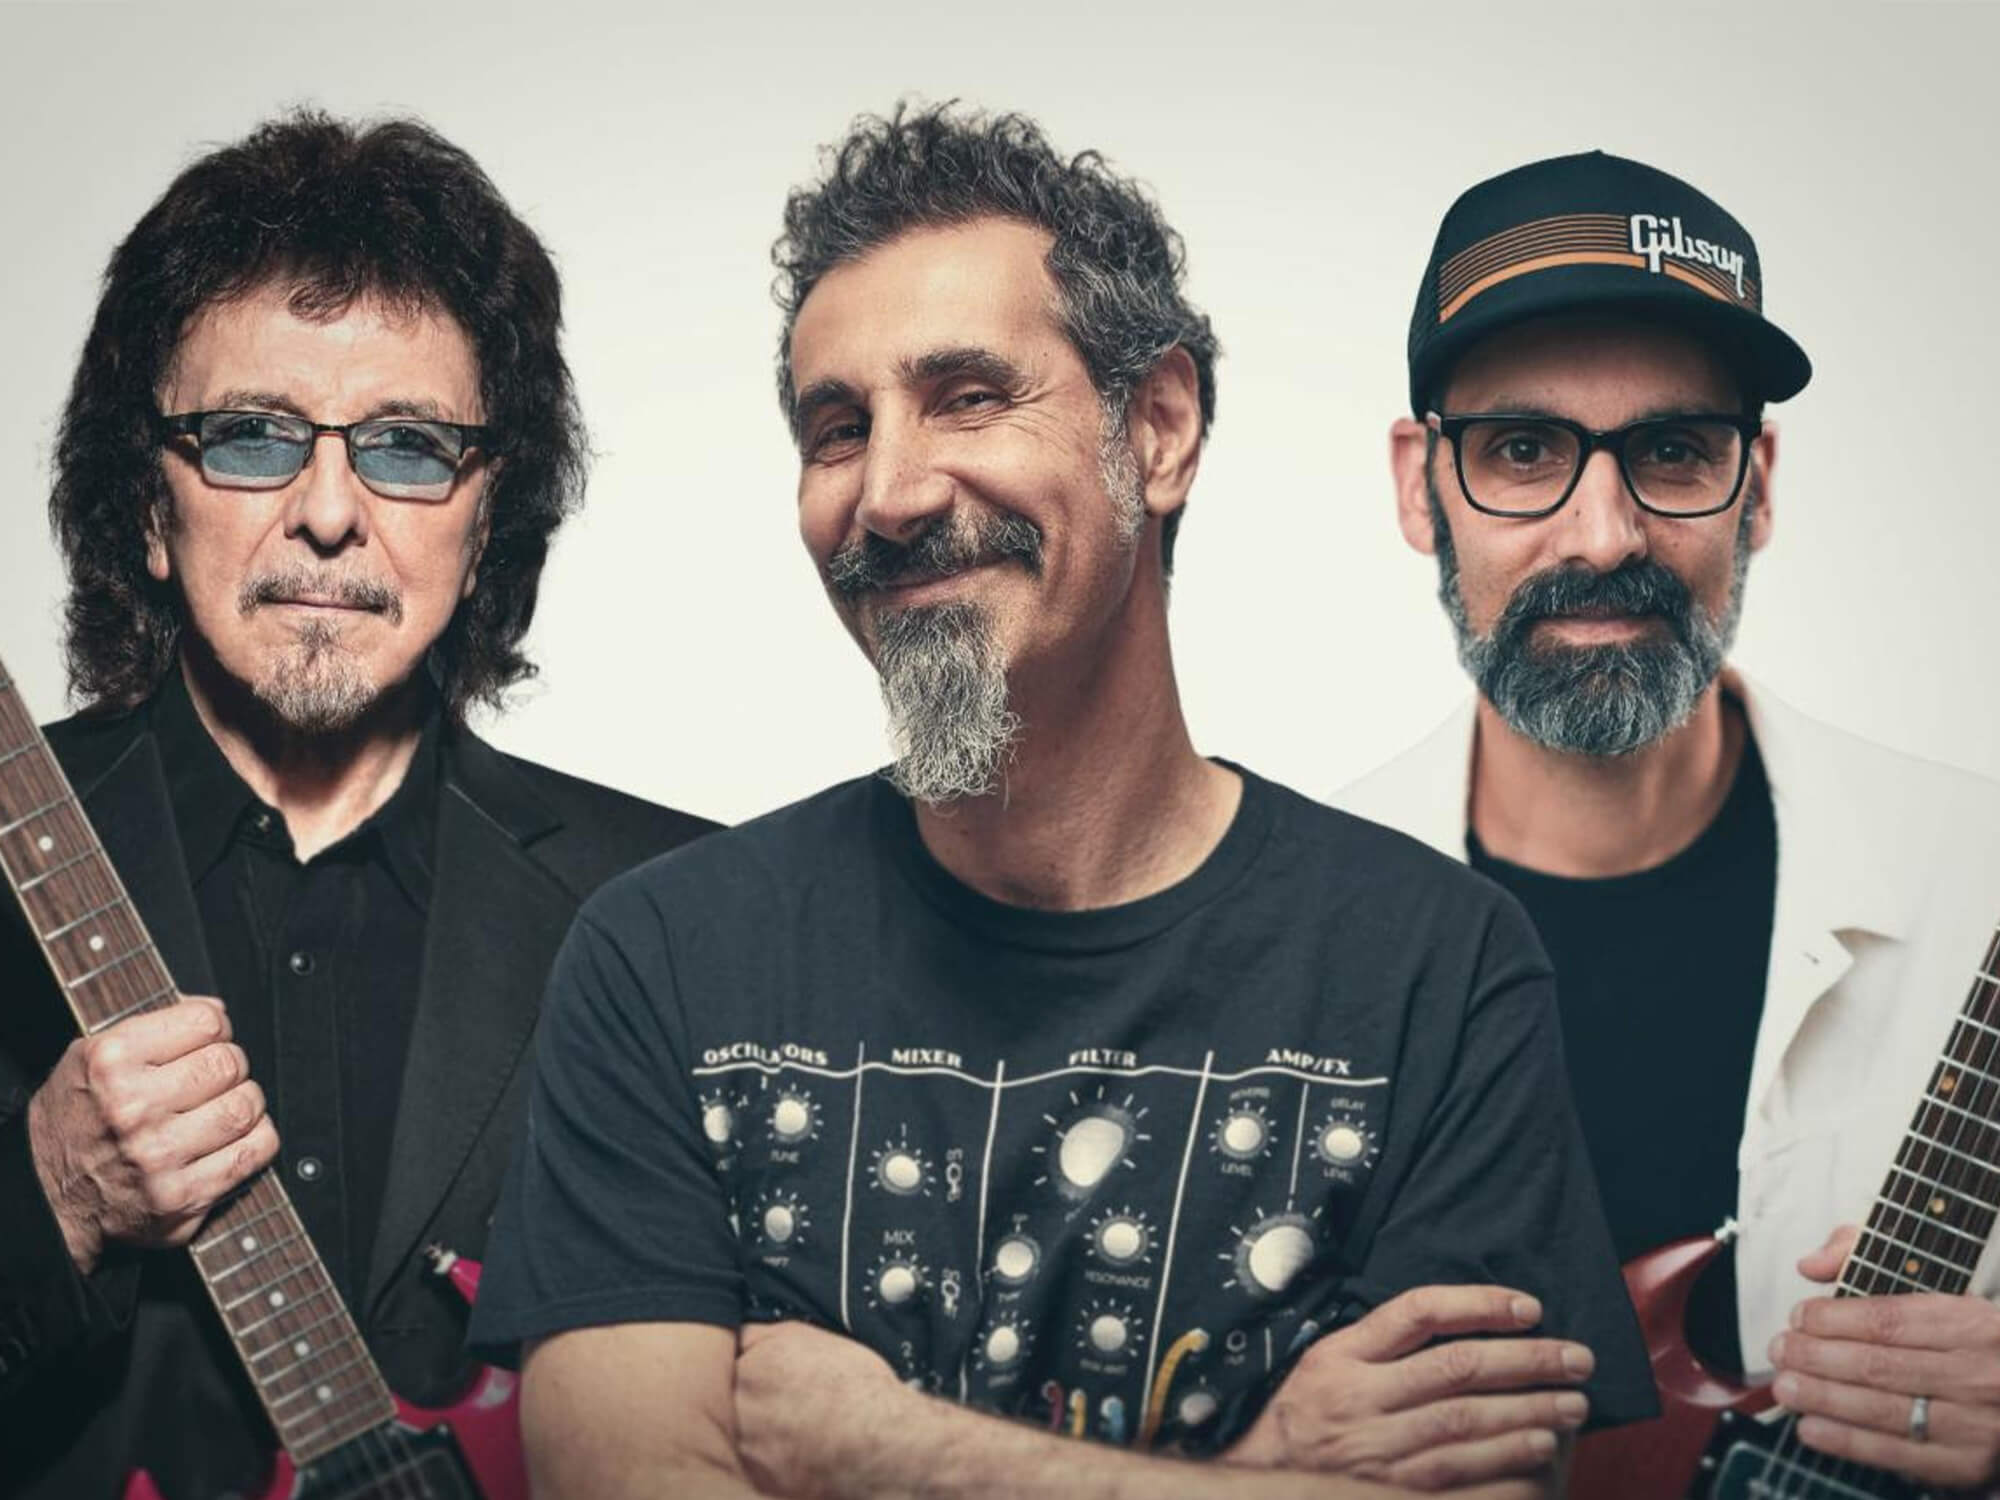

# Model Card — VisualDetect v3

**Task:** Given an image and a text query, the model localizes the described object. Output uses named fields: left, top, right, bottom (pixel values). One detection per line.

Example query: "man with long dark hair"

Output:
left=0, top=112, right=712, bottom=1497
left=469, top=104, right=1653, bottom=1499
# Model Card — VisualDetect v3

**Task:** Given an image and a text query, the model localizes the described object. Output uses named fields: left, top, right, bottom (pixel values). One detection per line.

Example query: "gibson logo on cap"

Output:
left=1435, top=212, right=1761, bottom=323
left=1627, top=214, right=1747, bottom=297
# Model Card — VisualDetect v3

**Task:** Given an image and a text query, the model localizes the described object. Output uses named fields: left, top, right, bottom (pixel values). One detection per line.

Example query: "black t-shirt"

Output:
left=1469, top=734, right=1777, bottom=1374
left=472, top=766, right=1656, bottom=1450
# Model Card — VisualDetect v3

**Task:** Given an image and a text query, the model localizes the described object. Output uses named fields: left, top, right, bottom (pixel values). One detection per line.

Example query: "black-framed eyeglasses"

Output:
left=157, top=410, right=499, bottom=502
left=1427, top=410, right=1760, bottom=519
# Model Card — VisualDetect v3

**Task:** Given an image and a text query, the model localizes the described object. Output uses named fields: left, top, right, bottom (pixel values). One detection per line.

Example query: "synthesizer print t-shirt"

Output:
left=471, top=767, right=1656, bottom=1449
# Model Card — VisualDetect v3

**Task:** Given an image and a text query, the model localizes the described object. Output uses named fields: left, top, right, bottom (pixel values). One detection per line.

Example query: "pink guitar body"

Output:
left=1569, top=1233, right=1774, bottom=1500
left=122, top=1254, right=525, bottom=1500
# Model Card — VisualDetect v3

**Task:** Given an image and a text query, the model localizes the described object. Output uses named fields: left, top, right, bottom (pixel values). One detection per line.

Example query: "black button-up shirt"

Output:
left=153, top=673, right=437, bottom=1310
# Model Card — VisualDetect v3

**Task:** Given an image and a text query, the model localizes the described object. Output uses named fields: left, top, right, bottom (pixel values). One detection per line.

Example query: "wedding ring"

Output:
left=1909, top=1393, right=1931, bottom=1443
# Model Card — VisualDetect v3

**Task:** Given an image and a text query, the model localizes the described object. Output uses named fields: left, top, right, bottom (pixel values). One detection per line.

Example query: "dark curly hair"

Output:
left=50, top=109, right=585, bottom=719
left=771, top=102, right=1219, bottom=571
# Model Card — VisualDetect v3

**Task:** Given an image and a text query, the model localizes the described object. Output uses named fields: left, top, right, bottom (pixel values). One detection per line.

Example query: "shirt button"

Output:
left=288, top=951, right=315, bottom=977
left=253, top=810, right=274, bottom=834
left=296, top=1156, right=324, bottom=1183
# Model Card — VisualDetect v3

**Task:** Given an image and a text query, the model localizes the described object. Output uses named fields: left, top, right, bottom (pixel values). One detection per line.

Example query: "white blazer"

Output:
left=1335, top=669, right=2000, bottom=1371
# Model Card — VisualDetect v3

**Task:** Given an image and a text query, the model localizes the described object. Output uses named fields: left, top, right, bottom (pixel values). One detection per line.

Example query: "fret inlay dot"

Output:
left=316, top=1384, right=333, bottom=1403
left=36, top=835, right=52, bottom=853
left=1933, top=1196, right=1949, bottom=1213
left=268, top=1290, right=285, bottom=1308
left=1941, top=1073, right=1959, bottom=1094
left=240, top=1235, right=257, bottom=1253
left=1906, top=1257, right=1921, bottom=1274
left=88, top=934, right=104, bottom=952
left=294, top=1338, right=310, bottom=1357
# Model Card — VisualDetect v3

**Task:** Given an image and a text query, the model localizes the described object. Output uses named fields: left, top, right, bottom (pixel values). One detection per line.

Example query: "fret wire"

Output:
left=1903, top=1129, right=2000, bottom=1180
left=64, top=940, right=153, bottom=990
left=244, top=1305, right=351, bottom=1363
left=278, top=1392, right=398, bottom=1453
left=192, top=1192, right=293, bottom=1254
left=1872, top=1195, right=1991, bottom=1248
left=1842, top=1252, right=1929, bottom=1293
left=1884, top=1166, right=1994, bottom=1215
left=219, top=1256, right=326, bottom=1314
left=266, top=1350, right=374, bottom=1406
left=0, top=742, right=39, bottom=770
left=1855, top=1223, right=1977, bottom=1273
left=19, top=846, right=95, bottom=892
left=1958, top=1015, right=2000, bottom=1045
left=1920, top=1091, right=2000, bottom=1137
left=41, top=894, right=130, bottom=943
left=0, top=793, right=67, bottom=838
left=228, top=1280, right=340, bottom=1340
left=204, top=1231, right=306, bottom=1284
left=82, top=986, right=176, bottom=1034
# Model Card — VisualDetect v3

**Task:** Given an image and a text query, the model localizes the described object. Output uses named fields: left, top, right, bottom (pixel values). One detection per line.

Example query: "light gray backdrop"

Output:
left=3, top=0, right=1993, bottom=824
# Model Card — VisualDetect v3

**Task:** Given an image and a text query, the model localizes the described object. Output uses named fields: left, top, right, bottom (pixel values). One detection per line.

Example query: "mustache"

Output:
left=239, top=567, right=403, bottom=624
left=1490, top=559, right=1695, bottom=648
left=827, top=514, right=1044, bottom=601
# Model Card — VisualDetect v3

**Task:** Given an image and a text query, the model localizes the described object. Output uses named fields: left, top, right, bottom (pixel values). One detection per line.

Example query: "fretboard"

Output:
left=1839, top=925, right=2000, bottom=1301
left=0, top=662, right=396, bottom=1462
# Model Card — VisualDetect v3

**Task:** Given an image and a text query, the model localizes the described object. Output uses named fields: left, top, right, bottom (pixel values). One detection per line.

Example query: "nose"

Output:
left=1555, top=447, right=1647, bottom=572
left=853, top=411, right=953, bottom=544
left=281, top=432, right=371, bottom=552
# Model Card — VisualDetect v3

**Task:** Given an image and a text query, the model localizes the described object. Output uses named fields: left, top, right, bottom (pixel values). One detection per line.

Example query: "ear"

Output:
left=144, top=503, right=172, bottom=583
left=1126, top=347, right=1203, bottom=523
left=460, top=473, right=497, bottom=601
left=1745, top=420, right=1777, bottom=554
left=1390, top=416, right=1441, bottom=556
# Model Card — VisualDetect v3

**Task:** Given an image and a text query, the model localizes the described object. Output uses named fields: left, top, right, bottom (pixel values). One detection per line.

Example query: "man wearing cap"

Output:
left=1337, top=150, right=2000, bottom=1494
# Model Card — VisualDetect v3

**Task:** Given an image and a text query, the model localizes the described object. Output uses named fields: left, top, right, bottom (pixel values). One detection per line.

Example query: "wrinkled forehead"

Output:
left=1441, top=311, right=1747, bottom=421
left=788, top=218, right=1066, bottom=391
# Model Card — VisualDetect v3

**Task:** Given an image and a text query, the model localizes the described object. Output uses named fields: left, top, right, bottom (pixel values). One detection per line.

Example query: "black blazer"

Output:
left=0, top=699, right=715, bottom=1499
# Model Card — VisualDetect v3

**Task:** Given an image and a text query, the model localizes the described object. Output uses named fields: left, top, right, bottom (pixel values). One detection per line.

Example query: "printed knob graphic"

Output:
left=1222, top=1209, right=1321, bottom=1299
left=974, top=1316, right=1034, bottom=1372
left=748, top=1189, right=810, bottom=1249
left=1210, top=1103, right=1276, bottom=1162
left=767, top=1087, right=822, bottom=1146
left=1313, top=1111, right=1378, bottom=1171
left=866, top=1253, right=929, bottom=1311
left=869, top=1125, right=934, bottom=1197
left=1087, top=1208, right=1155, bottom=1269
left=990, top=1232, right=1042, bottom=1287
left=1034, top=1086, right=1151, bottom=1202
left=697, top=1091, right=742, bottom=1153
left=1075, top=1297, right=1145, bottom=1361
left=1177, top=1387, right=1221, bottom=1429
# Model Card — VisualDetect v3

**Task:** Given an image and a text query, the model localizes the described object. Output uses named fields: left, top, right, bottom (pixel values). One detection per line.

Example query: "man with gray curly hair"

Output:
left=471, top=104, right=1653, bottom=1498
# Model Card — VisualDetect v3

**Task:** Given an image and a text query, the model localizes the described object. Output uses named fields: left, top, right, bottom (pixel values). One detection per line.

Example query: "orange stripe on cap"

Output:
left=1439, top=251, right=1646, bottom=321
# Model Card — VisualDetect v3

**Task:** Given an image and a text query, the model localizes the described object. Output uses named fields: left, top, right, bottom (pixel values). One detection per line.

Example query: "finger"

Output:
left=150, top=1080, right=266, bottom=1171
left=1335, top=1285, right=1544, bottom=1363
left=1361, top=1390, right=1588, bottom=1466
left=84, top=995, right=230, bottom=1074
left=1382, top=1427, right=1561, bottom=1491
left=1387, top=1336, right=1592, bottom=1410
left=1769, top=1329, right=1982, bottom=1400
left=172, top=1116, right=279, bottom=1221
left=1796, top=1223, right=1861, bottom=1283
left=1795, top=1412, right=1996, bottom=1490
left=1773, top=1369, right=1991, bottom=1442
left=143, top=1041, right=251, bottom=1116
left=1787, top=1293, right=2000, bottom=1354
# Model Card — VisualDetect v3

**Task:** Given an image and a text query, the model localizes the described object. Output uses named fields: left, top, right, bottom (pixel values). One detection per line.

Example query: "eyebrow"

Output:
left=790, top=377, right=863, bottom=445
left=1460, top=398, right=1740, bottom=423
left=204, top=390, right=456, bottom=423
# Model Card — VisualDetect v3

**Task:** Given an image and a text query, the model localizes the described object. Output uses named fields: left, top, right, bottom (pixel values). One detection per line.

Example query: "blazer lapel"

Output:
left=68, top=730, right=218, bottom=999
left=363, top=734, right=572, bottom=1314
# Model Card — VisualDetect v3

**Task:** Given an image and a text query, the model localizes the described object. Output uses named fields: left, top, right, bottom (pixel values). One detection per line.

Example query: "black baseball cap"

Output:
left=1406, top=150, right=1811, bottom=414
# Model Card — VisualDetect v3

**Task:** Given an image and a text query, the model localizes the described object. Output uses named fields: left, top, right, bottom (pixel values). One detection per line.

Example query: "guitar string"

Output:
left=1754, top=930, right=1999, bottom=1498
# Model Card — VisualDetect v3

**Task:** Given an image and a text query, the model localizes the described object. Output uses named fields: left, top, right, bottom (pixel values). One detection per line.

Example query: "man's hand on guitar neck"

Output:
left=1770, top=1223, right=2000, bottom=1491
left=24, top=995, right=279, bottom=1275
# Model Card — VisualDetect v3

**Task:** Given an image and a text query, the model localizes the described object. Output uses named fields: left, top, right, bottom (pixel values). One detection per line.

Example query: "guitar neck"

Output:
left=1841, top=924, right=2000, bottom=1301
left=0, top=665, right=396, bottom=1463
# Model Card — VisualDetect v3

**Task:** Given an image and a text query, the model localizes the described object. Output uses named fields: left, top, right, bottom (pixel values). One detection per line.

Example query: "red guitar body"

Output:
left=121, top=1255, right=525, bottom=1500
left=1570, top=1234, right=1774, bottom=1500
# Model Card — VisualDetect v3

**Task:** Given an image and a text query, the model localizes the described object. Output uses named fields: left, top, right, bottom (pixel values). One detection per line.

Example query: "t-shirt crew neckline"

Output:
left=870, top=758, right=1275, bottom=956
left=1465, top=727, right=1770, bottom=895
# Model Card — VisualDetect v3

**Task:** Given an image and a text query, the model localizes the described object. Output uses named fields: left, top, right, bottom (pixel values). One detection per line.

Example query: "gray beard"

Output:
left=1429, top=478, right=1751, bottom=757
left=875, top=601, right=1020, bottom=805
left=253, top=619, right=376, bottom=733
